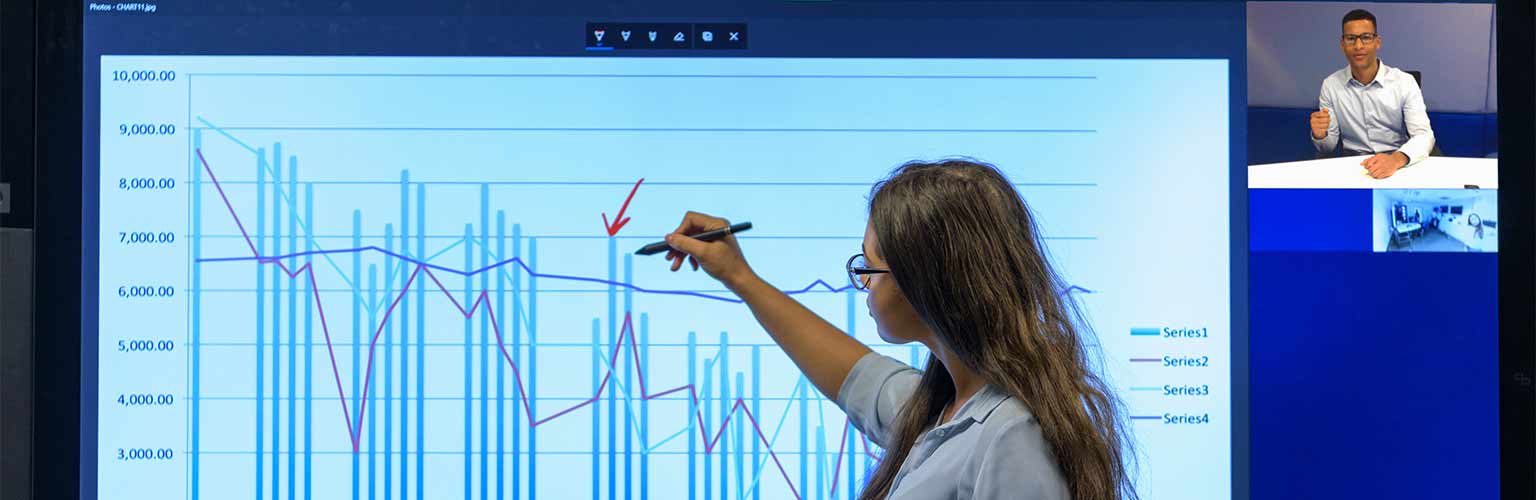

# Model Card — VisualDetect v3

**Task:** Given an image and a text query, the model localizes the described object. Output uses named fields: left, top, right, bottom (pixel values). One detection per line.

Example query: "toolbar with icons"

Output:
left=585, top=23, right=747, bottom=51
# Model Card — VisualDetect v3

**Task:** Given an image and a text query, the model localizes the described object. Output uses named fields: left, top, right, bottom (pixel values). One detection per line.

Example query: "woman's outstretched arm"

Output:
left=661, top=211, right=872, bottom=401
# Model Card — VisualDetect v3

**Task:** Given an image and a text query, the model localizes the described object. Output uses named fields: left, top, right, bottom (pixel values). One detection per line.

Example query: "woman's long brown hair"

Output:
left=860, top=159, right=1136, bottom=500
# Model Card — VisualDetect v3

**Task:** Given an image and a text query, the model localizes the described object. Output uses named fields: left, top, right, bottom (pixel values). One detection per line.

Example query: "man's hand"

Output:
left=1361, top=152, right=1409, bottom=179
left=1310, top=107, right=1331, bottom=139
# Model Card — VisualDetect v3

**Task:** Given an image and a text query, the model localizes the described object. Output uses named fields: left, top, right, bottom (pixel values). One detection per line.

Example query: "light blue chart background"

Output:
left=97, top=56, right=1231, bottom=500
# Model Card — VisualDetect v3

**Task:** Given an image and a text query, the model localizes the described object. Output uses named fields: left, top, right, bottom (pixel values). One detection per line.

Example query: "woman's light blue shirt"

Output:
left=835, top=352, right=1070, bottom=499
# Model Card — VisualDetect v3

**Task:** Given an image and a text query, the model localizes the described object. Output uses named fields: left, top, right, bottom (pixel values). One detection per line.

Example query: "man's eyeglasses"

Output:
left=846, top=253, right=890, bottom=291
left=1342, top=33, right=1378, bottom=45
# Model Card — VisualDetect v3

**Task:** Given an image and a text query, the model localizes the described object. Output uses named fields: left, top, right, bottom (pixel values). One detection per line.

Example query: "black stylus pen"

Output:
left=634, top=221, right=753, bottom=255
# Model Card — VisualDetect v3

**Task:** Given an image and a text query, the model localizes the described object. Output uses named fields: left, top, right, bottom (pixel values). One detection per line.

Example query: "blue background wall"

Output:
left=1249, top=188, right=1500, bottom=499
left=1249, top=250, right=1499, bottom=499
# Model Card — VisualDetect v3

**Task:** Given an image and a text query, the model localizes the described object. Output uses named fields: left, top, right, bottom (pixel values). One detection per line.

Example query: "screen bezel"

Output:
left=13, top=1, right=1525, bottom=499
left=1495, top=0, right=1535, bottom=496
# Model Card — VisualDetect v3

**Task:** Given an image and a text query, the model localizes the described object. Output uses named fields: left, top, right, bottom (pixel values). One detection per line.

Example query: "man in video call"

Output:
left=1310, top=9, right=1436, bottom=179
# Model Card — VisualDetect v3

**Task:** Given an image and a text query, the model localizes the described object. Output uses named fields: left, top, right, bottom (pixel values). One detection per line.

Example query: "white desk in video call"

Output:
left=1248, top=156, right=1499, bottom=189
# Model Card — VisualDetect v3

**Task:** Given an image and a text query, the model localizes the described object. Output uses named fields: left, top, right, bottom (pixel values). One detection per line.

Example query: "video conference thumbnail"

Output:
left=1246, top=2, right=1497, bottom=190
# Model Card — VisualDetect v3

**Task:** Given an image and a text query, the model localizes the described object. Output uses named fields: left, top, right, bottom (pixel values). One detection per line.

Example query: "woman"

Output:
left=661, top=159, right=1136, bottom=500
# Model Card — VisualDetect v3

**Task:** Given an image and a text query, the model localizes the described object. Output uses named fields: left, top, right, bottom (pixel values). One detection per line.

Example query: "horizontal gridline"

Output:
left=186, top=179, right=1098, bottom=187
left=183, top=342, right=1101, bottom=349
left=186, top=234, right=1100, bottom=240
left=192, top=396, right=829, bottom=402
left=185, top=72, right=1098, bottom=80
left=187, top=126, right=1096, bottom=133
left=191, top=450, right=866, bottom=457
left=188, top=289, right=808, bottom=294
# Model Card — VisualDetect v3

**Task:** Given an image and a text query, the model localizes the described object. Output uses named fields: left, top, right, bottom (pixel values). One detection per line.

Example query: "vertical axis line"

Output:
left=185, top=74, right=198, bottom=500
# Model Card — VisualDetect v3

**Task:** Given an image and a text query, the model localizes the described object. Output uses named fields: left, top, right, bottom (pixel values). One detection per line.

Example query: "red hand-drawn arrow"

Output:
left=601, top=178, right=645, bottom=237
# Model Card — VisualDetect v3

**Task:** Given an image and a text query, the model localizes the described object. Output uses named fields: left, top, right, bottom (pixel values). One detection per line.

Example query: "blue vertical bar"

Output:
left=398, top=171, right=410, bottom=500
left=845, top=420, right=854, bottom=500
left=799, top=373, right=807, bottom=498
left=591, top=317, right=601, bottom=500
left=351, top=211, right=362, bottom=500
left=414, top=184, right=425, bottom=500
left=303, top=183, right=315, bottom=500
left=281, top=151, right=294, bottom=500
left=639, top=313, right=649, bottom=500
left=845, top=290, right=856, bottom=340
left=909, top=346, right=919, bottom=369
left=512, top=224, right=522, bottom=500
left=479, top=184, right=490, bottom=500
left=254, top=148, right=266, bottom=500
left=367, top=265, right=379, bottom=500
left=496, top=211, right=506, bottom=500
left=463, top=223, right=474, bottom=500
left=527, top=238, right=539, bottom=499
left=719, top=334, right=729, bottom=500
left=845, top=289, right=858, bottom=500
left=703, top=356, right=712, bottom=500
left=814, top=426, right=825, bottom=500
left=734, top=372, right=745, bottom=500
left=383, top=224, right=395, bottom=500
left=687, top=332, right=697, bottom=500
left=270, top=144, right=282, bottom=500
left=606, top=237, right=617, bottom=500
left=288, top=156, right=298, bottom=500
left=190, top=130, right=203, bottom=500
left=752, top=348, right=761, bottom=500
left=623, top=254, right=633, bottom=500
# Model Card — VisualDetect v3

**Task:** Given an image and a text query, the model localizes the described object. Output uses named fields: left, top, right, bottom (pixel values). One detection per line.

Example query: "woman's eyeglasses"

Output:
left=846, top=253, right=890, bottom=291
